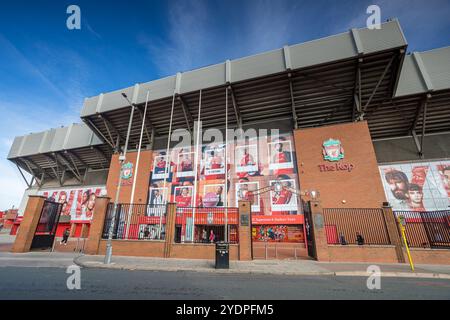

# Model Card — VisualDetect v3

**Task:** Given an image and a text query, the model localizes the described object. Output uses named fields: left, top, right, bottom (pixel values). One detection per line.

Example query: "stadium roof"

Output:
left=7, top=123, right=112, bottom=187
left=80, top=19, right=408, bottom=150
left=7, top=19, right=450, bottom=185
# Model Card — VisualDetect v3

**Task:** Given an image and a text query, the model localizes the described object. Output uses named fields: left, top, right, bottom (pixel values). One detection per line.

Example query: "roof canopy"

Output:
left=7, top=19, right=450, bottom=184
left=8, top=123, right=112, bottom=187
left=81, top=20, right=409, bottom=151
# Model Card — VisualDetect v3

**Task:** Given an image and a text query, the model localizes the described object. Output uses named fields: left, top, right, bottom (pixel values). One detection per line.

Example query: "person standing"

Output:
left=209, top=230, right=216, bottom=243
left=60, top=228, right=70, bottom=245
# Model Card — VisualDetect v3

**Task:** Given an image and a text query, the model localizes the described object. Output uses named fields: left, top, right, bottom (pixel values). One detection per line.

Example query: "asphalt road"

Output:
left=0, top=266, right=449, bottom=300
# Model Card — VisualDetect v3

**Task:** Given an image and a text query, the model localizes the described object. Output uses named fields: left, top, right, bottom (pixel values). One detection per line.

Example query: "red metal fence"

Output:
left=323, top=208, right=391, bottom=245
left=394, top=210, right=450, bottom=249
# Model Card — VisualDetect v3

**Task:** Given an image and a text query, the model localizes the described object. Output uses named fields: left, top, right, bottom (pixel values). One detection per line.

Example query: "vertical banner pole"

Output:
left=160, top=92, right=176, bottom=239
left=224, top=87, right=229, bottom=242
left=125, top=90, right=150, bottom=239
left=191, top=90, right=202, bottom=242
left=104, top=100, right=135, bottom=264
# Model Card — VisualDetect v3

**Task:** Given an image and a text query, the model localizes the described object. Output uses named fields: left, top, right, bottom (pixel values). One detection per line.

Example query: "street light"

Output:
left=104, top=92, right=135, bottom=264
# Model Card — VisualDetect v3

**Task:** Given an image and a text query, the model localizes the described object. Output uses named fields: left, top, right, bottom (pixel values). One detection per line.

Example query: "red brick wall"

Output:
left=327, top=245, right=399, bottom=263
left=293, top=121, right=386, bottom=208
left=106, top=150, right=153, bottom=204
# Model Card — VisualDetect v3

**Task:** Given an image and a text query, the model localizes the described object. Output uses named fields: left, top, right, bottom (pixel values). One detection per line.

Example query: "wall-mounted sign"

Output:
left=240, top=213, right=250, bottom=226
left=121, top=162, right=133, bottom=185
left=318, top=163, right=354, bottom=172
left=322, top=138, right=344, bottom=162
left=319, top=138, right=354, bottom=173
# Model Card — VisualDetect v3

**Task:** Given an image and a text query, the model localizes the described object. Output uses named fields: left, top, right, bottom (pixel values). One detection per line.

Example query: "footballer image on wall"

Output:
left=203, top=184, right=225, bottom=207
left=176, top=150, right=195, bottom=178
left=204, top=144, right=225, bottom=176
left=235, top=144, right=258, bottom=174
left=235, top=180, right=260, bottom=212
left=148, top=185, right=168, bottom=205
left=268, top=136, right=294, bottom=174
left=269, top=177, right=298, bottom=213
left=174, top=186, right=194, bottom=207
left=152, top=152, right=170, bottom=180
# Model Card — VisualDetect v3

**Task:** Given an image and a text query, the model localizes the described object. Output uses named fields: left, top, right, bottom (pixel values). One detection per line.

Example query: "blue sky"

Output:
left=1, top=0, right=449, bottom=209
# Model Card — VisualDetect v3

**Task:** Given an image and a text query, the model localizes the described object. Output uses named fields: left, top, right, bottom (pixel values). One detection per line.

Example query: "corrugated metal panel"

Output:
left=180, top=63, right=226, bottom=93
left=230, top=48, right=285, bottom=82
left=38, top=129, right=57, bottom=154
left=99, top=86, right=135, bottom=113
left=394, top=55, right=427, bottom=97
left=64, top=123, right=98, bottom=149
left=50, top=127, right=69, bottom=151
left=20, top=132, right=46, bottom=157
left=358, top=19, right=407, bottom=53
left=421, top=46, right=450, bottom=92
left=80, top=96, right=99, bottom=117
left=7, top=136, right=24, bottom=159
left=136, top=76, right=176, bottom=103
left=290, top=32, right=356, bottom=69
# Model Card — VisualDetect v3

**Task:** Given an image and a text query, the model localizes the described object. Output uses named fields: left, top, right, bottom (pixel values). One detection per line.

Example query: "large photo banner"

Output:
left=379, top=161, right=450, bottom=211
left=147, top=133, right=303, bottom=218
left=38, top=186, right=106, bottom=221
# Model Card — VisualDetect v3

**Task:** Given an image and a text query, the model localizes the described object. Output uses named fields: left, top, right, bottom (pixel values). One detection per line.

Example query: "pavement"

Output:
left=1, top=232, right=449, bottom=279
left=73, top=254, right=450, bottom=279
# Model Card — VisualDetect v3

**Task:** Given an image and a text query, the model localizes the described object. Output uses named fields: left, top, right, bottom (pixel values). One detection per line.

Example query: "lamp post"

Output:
left=104, top=92, right=135, bottom=264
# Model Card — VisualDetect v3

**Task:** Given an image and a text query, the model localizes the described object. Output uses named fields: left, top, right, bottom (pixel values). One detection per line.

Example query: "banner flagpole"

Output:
left=125, top=90, right=150, bottom=239
left=159, top=92, right=176, bottom=239
left=191, top=89, right=202, bottom=242
left=224, top=87, right=228, bottom=242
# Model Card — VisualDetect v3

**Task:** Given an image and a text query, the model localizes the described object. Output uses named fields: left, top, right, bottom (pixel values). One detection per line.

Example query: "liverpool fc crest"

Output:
left=322, top=139, right=344, bottom=162
left=121, top=162, right=133, bottom=180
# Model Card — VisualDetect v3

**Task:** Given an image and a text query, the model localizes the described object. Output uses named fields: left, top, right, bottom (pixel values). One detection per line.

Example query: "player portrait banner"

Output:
left=39, top=186, right=106, bottom=221
left=235, top=144, right=258, bottom=173
left=147, top=132, right=302, bottom=217
left=379, top=160, right=450, bottom=211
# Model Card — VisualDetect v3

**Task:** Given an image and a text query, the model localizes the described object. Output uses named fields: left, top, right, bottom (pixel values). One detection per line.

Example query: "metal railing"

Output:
left=253, top=242, right=305, bottom=260
left=323, top=208, right=391, bottom=245
left=102, top=203, right=167, bottom=240
left=175, top=207, right=239, bottom=244
left=394, top=210, right=450, bottom=249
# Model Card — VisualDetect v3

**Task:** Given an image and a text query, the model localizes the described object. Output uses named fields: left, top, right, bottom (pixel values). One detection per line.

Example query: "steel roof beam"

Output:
left=177, top=95, right=193, bottom=133
left=55, top=152, right=82, bottom=183
left=361, top=55, right=395, bottom=116
left=228, top=85, right=242, bottom=128
left=287, top=73, right=298, bottom=129
left=65, top=150, right=89, bottom=169
left=15, top=161, right=33, bottom=188
left=23, top=157, right=51, bottom=181
left=99, top=114, right=126, bottom=146
left=84, top=118, right=116, bottom=150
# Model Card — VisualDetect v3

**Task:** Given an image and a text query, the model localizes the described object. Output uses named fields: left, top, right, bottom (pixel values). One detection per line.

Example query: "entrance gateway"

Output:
left=30, top=200, right=62, bottom=250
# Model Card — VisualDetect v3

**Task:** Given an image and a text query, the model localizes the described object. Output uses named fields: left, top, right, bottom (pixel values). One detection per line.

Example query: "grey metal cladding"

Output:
left=19, top=132, right=46, bottom=157
left=99, top=86, right=135, bottom=113
left=395, top=55, right=427, bottom=97
left=64, top=123, right=99, bottom=149
left=231, top=48, right=285, bottom=83
left=50, top=126, right=69, bottom=151
left=290, top=33, right=356, bottom=69
left=38, top=129, right=57, bottom=154
left=81, top=96, right=99, bottom=117
left=136, top=76, right=177, bottom=103
left=7, top=136, right=24, bottom=159
left=421, top=46, right=450, bottom=92
left=180, top=63, right=226, bottom=93
left=80, top=21, right=406, bottom=117
left=358, top=20, right=407, bottom=53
